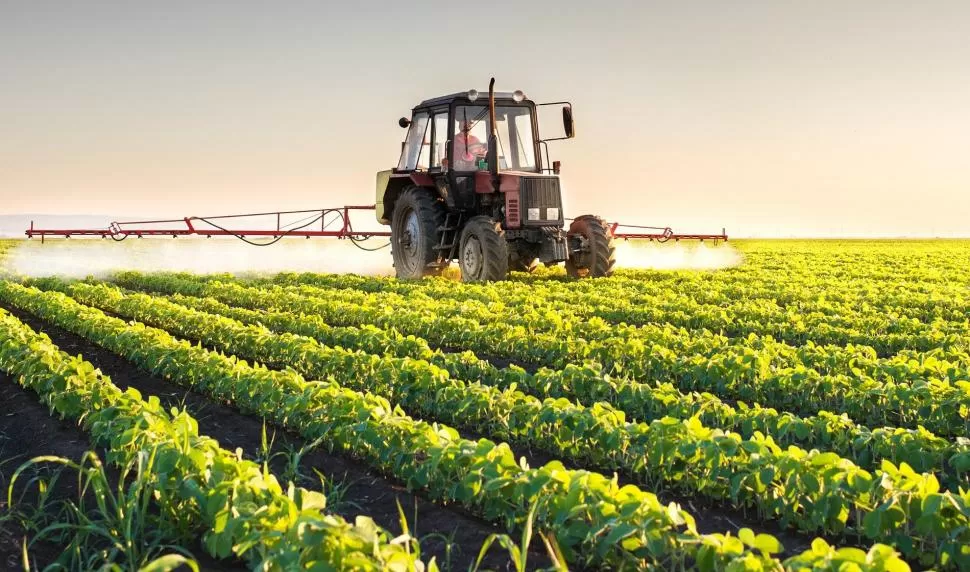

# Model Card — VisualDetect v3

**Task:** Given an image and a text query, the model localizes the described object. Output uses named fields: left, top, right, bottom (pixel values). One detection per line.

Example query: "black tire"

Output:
left=391, top=186, right=447, bottom=279
left=458, top=216, right=509, bottom=282
left=565, top=215, right=616, bottom=278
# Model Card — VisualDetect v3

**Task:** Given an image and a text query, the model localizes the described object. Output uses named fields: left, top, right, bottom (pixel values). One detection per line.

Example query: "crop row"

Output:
left=149, top=289, right=970, bottom=489
left=265, top=273, right=970, bottom=359
left=42, top=279, right=970, bottom=564
left=124, top=272, right=970, bottom=389
left=113, top=273, right=970, bottom=438
left=267, top=267, right=970, bottom=328
left=725, top=241, right=970, bottom=274
left=47, top=275, right=966, bottom=489
left=0, top=307, right=420, bottom=570
left=264, top=275, right=970, bottom=384
left=620, top=241, right=970, bottom=285
left=0, top=281, right=793, bottom=570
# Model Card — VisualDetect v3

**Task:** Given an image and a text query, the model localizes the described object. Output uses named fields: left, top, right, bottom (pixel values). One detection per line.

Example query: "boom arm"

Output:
left=25, top=206, right=390, bottom=243
left=608, top=222, right=728, bottom=243
left=25, top=206, right=726, bottom=244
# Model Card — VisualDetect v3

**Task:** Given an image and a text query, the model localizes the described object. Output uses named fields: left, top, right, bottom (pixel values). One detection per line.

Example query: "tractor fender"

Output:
left=376, top=171, right=437, bottom=225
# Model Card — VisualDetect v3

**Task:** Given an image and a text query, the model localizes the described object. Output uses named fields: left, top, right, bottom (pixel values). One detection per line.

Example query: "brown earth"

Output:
left=1, top=304, right=552, bottom=571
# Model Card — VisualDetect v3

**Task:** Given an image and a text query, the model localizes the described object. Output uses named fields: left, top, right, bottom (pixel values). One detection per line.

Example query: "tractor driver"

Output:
left=453, top=119, right=487, bottom=170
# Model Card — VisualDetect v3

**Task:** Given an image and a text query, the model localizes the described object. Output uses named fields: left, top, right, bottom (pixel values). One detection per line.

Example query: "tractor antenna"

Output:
left=487, top=77, right=499, bottom=190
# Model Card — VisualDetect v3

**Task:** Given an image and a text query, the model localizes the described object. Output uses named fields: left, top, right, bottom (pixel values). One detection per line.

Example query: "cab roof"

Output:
left=416, top=91, right=529, bottom=108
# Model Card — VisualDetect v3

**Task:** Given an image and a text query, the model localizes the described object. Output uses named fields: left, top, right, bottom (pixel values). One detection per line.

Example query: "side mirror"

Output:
left=399, top=117, right=411, bottom=128
left=562, top=107, right=575, bottom=138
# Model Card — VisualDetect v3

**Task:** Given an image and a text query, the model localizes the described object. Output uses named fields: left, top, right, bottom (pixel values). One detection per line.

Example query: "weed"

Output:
left=6, top=451, right=199, bottom=571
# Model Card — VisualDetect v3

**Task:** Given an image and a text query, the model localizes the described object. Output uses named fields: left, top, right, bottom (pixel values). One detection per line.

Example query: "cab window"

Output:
left=452, top=105, right=537, bottom=172
left=431, top=112, right=449, bottom=170
left=397, top=112, right=430, bottom=171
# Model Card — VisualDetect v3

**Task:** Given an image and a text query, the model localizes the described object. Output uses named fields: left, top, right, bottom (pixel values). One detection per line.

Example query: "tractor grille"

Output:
left=519, top=177, right=563, bottom=226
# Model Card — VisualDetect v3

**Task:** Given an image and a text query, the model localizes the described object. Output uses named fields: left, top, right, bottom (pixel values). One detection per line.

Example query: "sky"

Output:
left=2, top=1, right=968, bottom=237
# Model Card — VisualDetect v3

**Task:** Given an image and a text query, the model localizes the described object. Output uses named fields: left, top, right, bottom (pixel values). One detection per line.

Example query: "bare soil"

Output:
left=0, top=373, right=97, bottom=570
left=2, top=305, right=551, bottom=571
left=0, top=374, right=239, bottom=571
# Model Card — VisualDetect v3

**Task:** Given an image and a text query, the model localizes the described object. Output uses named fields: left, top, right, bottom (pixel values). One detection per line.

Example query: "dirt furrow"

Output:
left=1, top=304, right=549, bottom=571
left=0, top=374, right=242, bottom=571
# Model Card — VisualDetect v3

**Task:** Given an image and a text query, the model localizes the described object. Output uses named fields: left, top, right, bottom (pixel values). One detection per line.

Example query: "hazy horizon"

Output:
left=2, top=2, right=968, bottom=237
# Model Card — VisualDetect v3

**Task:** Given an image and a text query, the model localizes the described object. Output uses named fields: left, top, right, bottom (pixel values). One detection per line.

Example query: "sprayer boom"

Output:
left=25, top=205, right=726, bottom=249
left=25, top=206, right=390, bottom=244
left=25, top=208, right=726, bottom=244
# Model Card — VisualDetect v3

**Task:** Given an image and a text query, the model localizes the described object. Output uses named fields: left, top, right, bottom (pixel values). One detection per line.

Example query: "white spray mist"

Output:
left=6, top=238, right=393, bottom=278
left=5, top=237, right=741, bottom=279
left=614, top=240, right=742, bottom=270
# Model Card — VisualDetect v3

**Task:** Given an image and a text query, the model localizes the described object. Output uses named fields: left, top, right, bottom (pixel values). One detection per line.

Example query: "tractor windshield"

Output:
left=453, top=105, right=537, bottom=172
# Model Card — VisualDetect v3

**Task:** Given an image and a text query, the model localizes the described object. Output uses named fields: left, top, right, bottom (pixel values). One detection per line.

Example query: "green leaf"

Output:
left=753, top=533, right=782, bottom=555
left=139, top=555, right=200, bottom=572
left=737, top=528, right=755, bottom=547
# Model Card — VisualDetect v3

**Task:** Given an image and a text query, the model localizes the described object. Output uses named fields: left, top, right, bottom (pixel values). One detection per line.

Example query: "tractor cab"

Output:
left=396, top=91, right=541, bottom=174
left=376, top=79, right=614, bottom=282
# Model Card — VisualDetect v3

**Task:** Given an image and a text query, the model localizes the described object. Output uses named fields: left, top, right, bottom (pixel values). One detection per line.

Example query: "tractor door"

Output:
left=446, top=106, right=486, bottom=212
left=397, top=112, right=430, bottom=171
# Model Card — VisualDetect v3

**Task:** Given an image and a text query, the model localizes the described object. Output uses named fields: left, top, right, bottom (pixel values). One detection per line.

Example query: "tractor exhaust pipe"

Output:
left=487, top=78, right=500, bottom=191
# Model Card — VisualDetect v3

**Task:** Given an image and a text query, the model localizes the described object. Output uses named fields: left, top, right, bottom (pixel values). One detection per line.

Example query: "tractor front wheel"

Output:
left=458, top=216, right=509, bottom=282
left=391, top=186, right=446, bottom=279
left=565, top=215, right=616, bottom=278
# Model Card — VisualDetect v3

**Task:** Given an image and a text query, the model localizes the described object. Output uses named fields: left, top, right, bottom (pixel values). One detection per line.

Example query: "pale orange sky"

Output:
left=2, top=1, right=968, bottom=237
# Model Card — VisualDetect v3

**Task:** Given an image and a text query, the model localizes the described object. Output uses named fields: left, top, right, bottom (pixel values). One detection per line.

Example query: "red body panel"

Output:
left=474, top=171, right=522, bottom=194
left=505, top=191, right=521, bottom=228
left=409, top=172, right=435, bottom=187
left=387, top=172, right=433, bottom=188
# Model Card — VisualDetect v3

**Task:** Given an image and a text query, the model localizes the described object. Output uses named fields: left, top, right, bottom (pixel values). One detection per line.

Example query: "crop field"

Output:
left=0, top=239, right=968, bottom=570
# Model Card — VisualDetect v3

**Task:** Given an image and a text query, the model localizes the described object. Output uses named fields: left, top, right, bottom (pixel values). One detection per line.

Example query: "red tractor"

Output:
left=26, top=78, right=725, bottom=268
left=376, top=79, right=614, bottom=282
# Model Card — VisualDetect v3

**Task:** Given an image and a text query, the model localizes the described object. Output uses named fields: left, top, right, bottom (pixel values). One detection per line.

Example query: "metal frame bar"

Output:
left=26, top=206, right=727, bottom=245
left=609, top=222, right=728, bottom=244
left=26, top=205, right=391, bottom=241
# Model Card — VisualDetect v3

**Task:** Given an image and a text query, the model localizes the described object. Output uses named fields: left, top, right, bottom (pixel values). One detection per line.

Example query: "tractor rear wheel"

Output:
left=391, top=186, right=447, bottom=279
left=565, top=215, right=616, bottom=278
left=458, top=216, right=509, bottom=282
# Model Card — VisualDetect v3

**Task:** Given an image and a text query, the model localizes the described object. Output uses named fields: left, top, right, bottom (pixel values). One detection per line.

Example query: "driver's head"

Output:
left=459, top=120, right=473, bottom=133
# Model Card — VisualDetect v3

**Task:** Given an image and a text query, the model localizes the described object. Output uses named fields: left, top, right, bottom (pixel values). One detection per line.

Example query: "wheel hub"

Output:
left=399, top=210, right=420, bottom=260
left=570, top=235, right=591, bottom=268
left=461, top=236, right=484, bottom=278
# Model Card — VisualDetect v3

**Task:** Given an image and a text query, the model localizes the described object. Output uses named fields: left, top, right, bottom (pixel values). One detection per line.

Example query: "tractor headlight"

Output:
left=467, top=89, right=479, bottom=102
left=512, top=90, right=525, bottom=102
